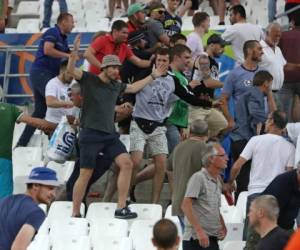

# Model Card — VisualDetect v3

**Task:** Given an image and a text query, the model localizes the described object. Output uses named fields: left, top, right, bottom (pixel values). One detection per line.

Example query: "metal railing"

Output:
left=0, top=44, right=88, bottom=102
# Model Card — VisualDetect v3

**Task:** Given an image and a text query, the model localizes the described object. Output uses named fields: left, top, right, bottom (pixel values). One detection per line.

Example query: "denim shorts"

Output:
left=79, top=128, right=127, bottom=169
left=0, top=158, right=13, bottom=198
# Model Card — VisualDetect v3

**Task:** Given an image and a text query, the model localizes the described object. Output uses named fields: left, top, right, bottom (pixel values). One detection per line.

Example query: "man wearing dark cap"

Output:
left=0, top=167, right=59, bottom=250
left=145, top=2, right=170, bottom=48
left=121, top=30, right=152, bottom=84
left=127, top=2, right=147, bottom=33
left=68, top=36, right=167, bottom=219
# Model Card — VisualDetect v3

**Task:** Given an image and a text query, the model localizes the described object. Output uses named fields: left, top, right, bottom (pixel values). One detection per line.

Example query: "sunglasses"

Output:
left=152, top=8, right=165, bottom=14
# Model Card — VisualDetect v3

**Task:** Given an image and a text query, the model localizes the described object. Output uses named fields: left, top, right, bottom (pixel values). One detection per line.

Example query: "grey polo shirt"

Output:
left=183, top=168, right=222, bottom=240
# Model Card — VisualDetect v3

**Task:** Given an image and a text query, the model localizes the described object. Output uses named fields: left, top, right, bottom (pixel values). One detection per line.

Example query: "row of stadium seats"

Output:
left=6, top=0, right=287, bottom=34
left=27, top=201, right=248, bottom=250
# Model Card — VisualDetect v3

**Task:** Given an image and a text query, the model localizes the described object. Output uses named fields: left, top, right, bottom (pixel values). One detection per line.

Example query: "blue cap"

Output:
left=25, top=167, right=60, bottom=186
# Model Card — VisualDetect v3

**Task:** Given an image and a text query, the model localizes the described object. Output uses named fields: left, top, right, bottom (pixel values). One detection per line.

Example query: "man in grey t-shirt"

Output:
left=145, top=2, right=170, bottom=49
left=181, top=143, right=228, bottom=250
left=67, top=35, right=167, bottom=219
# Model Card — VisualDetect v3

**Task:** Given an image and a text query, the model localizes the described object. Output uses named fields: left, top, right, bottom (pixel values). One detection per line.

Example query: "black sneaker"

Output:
left=114, top=206, right=137, bottom=219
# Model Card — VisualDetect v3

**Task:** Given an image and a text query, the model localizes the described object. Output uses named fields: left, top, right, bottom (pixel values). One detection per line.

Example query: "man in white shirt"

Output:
left=45, top=60, right=74, bottom=125
left=260, top=22, right=300, bottom=107
left=222, top=4, right=264, bottom=65
left=186, top=12, right=210, bottom=60
left=226, top=110, right=295, bottom=240
left=259, top=23, right=286, bottom=94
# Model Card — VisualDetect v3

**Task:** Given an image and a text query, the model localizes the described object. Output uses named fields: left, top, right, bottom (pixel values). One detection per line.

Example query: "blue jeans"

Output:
left=17, top=69, right=56, bottom=146
left=43, top=0, right=68, bottom=27
left=268, top=0, right=277, bottom=22
left=166, top=124, right=181, bottom=154
left=0, top=158, right=13, bottom=199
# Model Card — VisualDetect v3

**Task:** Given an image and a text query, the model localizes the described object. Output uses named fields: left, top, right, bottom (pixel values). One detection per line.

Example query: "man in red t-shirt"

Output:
left=84, top=20, right=151, bottom=75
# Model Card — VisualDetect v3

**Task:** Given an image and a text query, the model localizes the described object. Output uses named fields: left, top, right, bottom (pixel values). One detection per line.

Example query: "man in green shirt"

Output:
left=0, top=101, right=53, bottom=198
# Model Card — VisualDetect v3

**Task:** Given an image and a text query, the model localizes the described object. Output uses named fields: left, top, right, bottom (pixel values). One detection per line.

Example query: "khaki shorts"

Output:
left=188, top=107, right=228, bottom=137
left=129, top=120, right=168, bottom=156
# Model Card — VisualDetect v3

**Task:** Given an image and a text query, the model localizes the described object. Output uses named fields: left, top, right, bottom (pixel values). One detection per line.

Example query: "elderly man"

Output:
left=181, top=143, right=228, bottom=250
left=248, top=195, right=290, bottom=250
left=0, top=167, right=59, bottom=250
left=259, top=22, right=300, bottom=106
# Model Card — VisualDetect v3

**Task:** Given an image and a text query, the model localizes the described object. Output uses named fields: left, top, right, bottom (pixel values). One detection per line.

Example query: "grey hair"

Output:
left=252, top=195, right=280, bottom=221
left=201, top=142, right=219, bottom=167
left=190, top=119, right=208, bottom=137
left=266, top=22, right=281, bottom=33
left=70, top=81, right=81, bottom=95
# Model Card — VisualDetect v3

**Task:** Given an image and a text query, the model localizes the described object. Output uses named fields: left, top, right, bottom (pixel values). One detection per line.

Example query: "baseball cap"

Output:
left=149, top=2, right=165, bottom=12
left=101, top=55, right=122, bottom=68
left=127, top=2, right=146, bottom=16
left=25, top=167, right=60, bottom=186
left=128, top=30, right=145, bottom=45
left=207, top=34, right=229, bottom=46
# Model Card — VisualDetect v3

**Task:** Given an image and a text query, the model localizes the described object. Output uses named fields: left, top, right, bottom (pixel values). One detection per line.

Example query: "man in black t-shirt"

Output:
left=248, top=195, right=290, bottom=250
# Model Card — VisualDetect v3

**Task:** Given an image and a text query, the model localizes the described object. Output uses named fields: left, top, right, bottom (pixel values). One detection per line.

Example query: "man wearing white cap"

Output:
left=0, top=167, right=59, bottom=250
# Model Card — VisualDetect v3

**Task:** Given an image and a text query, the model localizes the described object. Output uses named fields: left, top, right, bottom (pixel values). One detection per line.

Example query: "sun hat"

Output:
left=101, top=55, right=122, bottom=68
left=25, top=167, right=60, bottom=186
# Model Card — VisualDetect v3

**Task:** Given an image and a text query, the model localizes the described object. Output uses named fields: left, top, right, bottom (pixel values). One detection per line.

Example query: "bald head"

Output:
left=152, top=219, right=179, bottom=249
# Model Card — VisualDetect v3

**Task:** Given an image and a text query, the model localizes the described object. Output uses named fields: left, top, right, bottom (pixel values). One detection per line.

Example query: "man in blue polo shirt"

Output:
left=0, top=167, right=59, bottom=250
left=17, top=12, right=74, bottom=146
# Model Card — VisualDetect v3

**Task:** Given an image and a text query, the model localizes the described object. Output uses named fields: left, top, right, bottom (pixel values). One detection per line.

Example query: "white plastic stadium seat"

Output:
left=129, top=204, right=162, bottom=221
left=236, top=191, right=248, bottom=221
left=46, top=161, right=75, bottom=183
left=17, top=19, right=40, bottom=33
left=90, top=218, right=129, bottom=248
left=90, top=218, right=128, bottom=240
left=223, top=223, right=244, bottom=242
left=86, top=202, right=117, bottom=221
left=27, top=235, right=50, bottom=250
left=93, top=237, right=132, bottom=250
left=48, top=201, right=85, bottom=223
left=36, top=217, right=50, bottom=236
left=223, top=240, right=246, bottom=250
left=50, top=218, right=89, bottom=241
left=85, top=17, right=110, bottom=32
left=39, top=204, right=47, bottom=214
left=16, top=1, right=40, bottom=15
left=129, top=220, right=157, bottom=250
left=164, top=205, right=183, bottom=236
left=51, top=236, right=91, bottom=250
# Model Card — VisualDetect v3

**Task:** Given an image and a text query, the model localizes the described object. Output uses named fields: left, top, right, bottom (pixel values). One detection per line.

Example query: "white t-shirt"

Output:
left=259, top=40, right=287, bottom=90
left=45, top=77, right=73, bottom=124
left=186, top=31, right=204, bottom=60
left=222, top=23, right=264, bottom=65
left=240, top=133, right=295, bottom=195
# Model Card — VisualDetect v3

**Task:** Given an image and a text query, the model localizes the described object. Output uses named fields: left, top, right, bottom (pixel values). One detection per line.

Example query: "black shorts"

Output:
left=191, top=0, right=200, bottom=10
left=79, top=128, right=127, bottom=169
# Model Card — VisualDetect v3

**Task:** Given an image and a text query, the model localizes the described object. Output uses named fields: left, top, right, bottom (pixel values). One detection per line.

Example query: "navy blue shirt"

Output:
left=262, top=170, right=300, bottom=230
left=231, top=86, right=267, bottom=141
left=163, top=11, right=182, bottom=37
left=31, top=24, right=70, bottom=75
left=0, top=194, right=45, bottom=250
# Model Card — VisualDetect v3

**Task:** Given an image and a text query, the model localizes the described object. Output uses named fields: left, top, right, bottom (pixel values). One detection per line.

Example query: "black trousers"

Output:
left=231, top=139, right=251, bottom=202
left=183, top=237, right=219, bottom=250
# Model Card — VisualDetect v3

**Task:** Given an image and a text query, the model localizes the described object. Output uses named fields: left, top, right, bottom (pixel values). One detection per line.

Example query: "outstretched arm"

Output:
left=67, top=34, right=83, bottom=81
left=125, top=64, right=168, bottom=94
